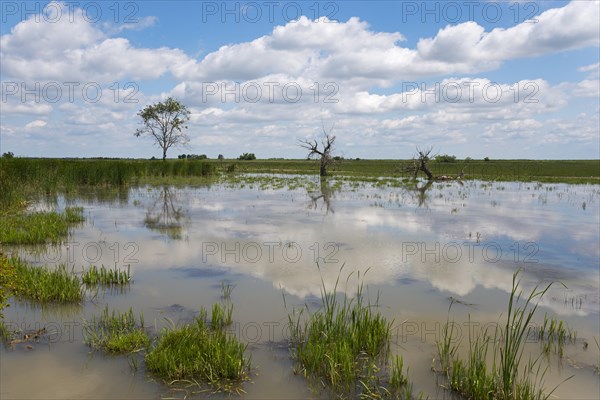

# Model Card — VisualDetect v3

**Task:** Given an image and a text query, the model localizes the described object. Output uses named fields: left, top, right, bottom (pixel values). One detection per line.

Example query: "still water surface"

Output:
left=2, top=176, right=599, bottom=399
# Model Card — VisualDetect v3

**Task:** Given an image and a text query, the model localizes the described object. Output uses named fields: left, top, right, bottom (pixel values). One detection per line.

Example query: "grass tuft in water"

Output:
left=145, top=304, right=249, bottom=392
left=287, top=265, right=410, bottom=397
left=9, top=257, right=83, bottom=304
left=83, top=305, right=149, bottom=354
left=82, top=265, right=131, bottom=286
left=0, top=206, right=85, bottom=245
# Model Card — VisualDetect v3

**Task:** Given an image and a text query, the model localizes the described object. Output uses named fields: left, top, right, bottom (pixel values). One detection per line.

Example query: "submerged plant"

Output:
left=220, top=281, right=235, bottom=300
left=529, top=313, right=577, bottom=357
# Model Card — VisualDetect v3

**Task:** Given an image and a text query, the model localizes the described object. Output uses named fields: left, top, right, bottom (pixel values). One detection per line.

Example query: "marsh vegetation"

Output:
left=0, top=159, right=598, bottom=399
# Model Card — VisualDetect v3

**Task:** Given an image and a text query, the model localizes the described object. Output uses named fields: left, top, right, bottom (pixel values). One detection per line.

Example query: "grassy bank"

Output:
left=215, top=159, right=600, bottom=183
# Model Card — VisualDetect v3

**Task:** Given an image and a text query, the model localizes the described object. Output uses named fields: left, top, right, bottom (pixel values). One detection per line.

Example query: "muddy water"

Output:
left=2, top=177, right=599, bottom=399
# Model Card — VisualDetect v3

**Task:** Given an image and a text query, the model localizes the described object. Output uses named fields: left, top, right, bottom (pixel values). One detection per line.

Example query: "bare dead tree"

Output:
left=299, top=122, right=336, bottom=177
left=398, top=147, right=435, bottom=180
left=413, top=147, right=434, bottom=180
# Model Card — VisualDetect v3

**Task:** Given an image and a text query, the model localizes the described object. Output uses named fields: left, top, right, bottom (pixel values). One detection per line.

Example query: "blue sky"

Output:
left=1, top=1, right=598, bottom=159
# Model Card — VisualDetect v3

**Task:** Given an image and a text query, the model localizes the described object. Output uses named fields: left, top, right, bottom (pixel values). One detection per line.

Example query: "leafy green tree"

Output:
left=238, top=153, right=256, bottom=160
left=134, top=97, right=191, bottom=161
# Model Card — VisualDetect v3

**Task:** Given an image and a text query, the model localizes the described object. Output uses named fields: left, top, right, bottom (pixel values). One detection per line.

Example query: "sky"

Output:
left=1, top=0, right=599, bottom=159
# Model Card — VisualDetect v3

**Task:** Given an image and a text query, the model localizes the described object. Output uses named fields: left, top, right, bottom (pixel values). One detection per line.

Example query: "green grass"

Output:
left=207, top=159, right=600, bottom=183
left=9, top=257, right=83, bottom=304
left=145, top=305, right=249, bottom=392
left=437, top=271, right=571, bottom=400
left=287, top=266, right=418, bottom=397
left=0, top=206, right=84, bottom=245
left=83, top=305, right=149, bottom=354
left=0, top=252, right=18, bottom=318
left=211, top=302, right=233, bottom=330
left=82, top=265, right=131, bottom=286
left=389, top=354, right=415, bottom=399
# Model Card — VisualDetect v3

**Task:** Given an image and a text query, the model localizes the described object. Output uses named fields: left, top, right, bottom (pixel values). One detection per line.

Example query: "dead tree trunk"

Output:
left=406, top=147, right=434, bottom=180
left=299, top=123, right=336, bottom=177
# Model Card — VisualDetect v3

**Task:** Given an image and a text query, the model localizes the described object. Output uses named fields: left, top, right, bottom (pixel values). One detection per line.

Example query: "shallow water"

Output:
left=3, top=177, right=599, bottom=399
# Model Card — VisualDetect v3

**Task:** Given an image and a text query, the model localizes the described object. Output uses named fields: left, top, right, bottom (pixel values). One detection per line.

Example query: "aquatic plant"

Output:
left=83, top=305, right=149, bottom=354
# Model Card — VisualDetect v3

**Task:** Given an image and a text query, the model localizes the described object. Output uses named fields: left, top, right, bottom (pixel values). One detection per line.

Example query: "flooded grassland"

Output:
left=2, top=175, right=599, bottom=399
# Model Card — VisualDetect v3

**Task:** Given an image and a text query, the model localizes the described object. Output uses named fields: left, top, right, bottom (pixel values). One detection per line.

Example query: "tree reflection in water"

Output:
left=144, top=186, right=188, bottom=240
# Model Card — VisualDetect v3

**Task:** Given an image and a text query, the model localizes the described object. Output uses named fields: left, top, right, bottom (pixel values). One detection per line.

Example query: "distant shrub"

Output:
left=178, top=154, right=208, bottom=160
left=238, top=153, right=256, bottom=160
left=2, top=152, right=14, bottom=159
left=484, top=157, right=490, bottom=162
left=218, top=154, right=224, bottom=160
left=435, top=154, right=457, bottom=163
left=464, top=157, right=473, bottom=162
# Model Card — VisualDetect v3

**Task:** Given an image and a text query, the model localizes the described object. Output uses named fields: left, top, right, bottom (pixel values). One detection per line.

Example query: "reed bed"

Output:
left=0, top=158, right=217, bottom=209
left=83, top=305, right=149, bottom=354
